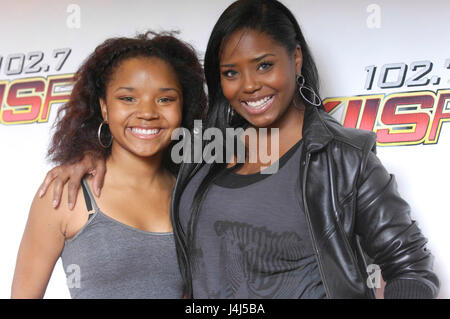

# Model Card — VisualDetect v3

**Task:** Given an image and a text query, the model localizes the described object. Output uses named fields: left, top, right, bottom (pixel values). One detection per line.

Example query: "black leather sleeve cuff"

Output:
left=384, top=279, right=435, bottom=299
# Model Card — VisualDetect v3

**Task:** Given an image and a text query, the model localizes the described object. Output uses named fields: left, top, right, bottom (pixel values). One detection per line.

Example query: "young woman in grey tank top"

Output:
left=11, top=32, right=206, bottom=298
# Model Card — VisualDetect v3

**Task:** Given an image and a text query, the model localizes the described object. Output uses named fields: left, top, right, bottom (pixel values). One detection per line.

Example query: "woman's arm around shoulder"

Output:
left=38, top=153, right=106, bottom=210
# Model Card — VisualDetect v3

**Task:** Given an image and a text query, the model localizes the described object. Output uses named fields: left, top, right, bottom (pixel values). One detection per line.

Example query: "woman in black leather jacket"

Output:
left=39, top=0, right=439, bottom=298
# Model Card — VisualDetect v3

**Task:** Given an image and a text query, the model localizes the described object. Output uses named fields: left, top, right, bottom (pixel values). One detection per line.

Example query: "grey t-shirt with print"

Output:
left=179, top=138, right=326, bottom=298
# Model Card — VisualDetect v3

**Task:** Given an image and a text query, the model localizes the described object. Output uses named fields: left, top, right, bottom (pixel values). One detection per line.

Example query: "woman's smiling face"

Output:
left=219, top=28, right=302, bottom=128
left=100, top=56, right=183, bottom=158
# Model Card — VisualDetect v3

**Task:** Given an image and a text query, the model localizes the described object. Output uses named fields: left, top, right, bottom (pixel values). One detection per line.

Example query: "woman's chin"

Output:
left=243, top=114, right=278, bottom=129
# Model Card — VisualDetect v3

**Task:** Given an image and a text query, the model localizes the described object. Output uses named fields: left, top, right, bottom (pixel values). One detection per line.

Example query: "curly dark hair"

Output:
left=47, top=31, right=206, bottom=173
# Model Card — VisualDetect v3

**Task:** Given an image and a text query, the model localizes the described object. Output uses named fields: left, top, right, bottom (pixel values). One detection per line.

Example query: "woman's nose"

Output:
left=242, top=71, right=261, bottom=93
left=137, top=100, right=159, bottom=119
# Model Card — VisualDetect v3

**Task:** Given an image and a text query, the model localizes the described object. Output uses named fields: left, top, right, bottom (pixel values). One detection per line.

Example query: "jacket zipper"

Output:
left=302, top=152, right=331, bottom=298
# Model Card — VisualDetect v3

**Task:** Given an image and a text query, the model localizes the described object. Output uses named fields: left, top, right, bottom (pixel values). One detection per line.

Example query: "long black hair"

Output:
left=174, top=0, right=323, bottom=297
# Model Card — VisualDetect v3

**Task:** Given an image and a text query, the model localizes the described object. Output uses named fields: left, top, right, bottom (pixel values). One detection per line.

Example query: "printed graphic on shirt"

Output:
left=192, top=220, right=316, bottom=298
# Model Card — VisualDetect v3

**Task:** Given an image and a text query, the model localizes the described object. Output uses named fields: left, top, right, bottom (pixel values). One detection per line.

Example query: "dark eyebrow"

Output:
left=115, top=87, right=134, bottom=92
left=159, top=88, right=181, bottom=95
left=114, top=87, right=180, bottom=94
left=159, top=88, right=178, bottom=92
left=220, top=53, right=276, bottom=68
left=252, top=53, right=275, bottom=62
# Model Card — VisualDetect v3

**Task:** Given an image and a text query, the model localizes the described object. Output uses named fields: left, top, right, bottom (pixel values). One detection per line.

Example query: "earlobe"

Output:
left=99, top=99, right=108, bottom=122
left=294, top=45, right=303, bottom=75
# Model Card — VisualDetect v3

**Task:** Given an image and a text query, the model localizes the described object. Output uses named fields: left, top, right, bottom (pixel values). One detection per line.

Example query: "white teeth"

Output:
left=131, top=128, right=160, bottom=135
left=245, top=96, right=272, bottom=108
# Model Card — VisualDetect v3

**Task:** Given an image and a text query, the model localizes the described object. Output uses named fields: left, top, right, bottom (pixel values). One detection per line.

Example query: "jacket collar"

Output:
left=302, top=106, right=334, bottom=154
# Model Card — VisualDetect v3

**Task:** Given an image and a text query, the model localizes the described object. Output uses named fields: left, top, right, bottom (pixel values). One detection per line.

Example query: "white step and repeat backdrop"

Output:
left=1, top=0, right=449, bottom=298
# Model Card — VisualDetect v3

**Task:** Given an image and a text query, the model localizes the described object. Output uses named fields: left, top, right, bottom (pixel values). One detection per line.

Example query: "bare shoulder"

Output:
left=31, top=178, right=89, bottom=238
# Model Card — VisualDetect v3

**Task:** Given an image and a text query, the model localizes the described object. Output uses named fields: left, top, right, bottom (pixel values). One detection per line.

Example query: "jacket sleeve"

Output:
left=354, top=137, right=440, bottom=299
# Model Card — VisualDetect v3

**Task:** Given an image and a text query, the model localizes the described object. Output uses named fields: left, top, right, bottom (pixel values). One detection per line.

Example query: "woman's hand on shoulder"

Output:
left=38, top=153, right=106, bottom=210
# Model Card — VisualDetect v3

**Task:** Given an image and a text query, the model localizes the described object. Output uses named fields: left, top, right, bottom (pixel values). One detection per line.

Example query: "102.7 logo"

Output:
left=0, top=48, right=71, bottom=76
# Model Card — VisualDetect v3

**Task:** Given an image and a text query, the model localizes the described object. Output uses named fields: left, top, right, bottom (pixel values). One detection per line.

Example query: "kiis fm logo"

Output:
left=0, top=74, right=73, bottom=124
left=323, top=89, right=450, bottom=146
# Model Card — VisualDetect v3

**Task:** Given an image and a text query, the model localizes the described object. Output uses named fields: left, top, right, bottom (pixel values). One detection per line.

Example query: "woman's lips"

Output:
left=127, top=127, right=164, bottom=140
left=240, top=95, right=275, bottom=115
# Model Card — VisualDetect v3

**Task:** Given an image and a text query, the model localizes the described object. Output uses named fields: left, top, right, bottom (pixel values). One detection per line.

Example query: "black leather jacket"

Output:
left=171, top=106, right=440, bottom=299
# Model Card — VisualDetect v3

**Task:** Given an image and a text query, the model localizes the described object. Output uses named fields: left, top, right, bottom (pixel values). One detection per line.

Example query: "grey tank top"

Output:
left=60, top=178, right=184, bottom=299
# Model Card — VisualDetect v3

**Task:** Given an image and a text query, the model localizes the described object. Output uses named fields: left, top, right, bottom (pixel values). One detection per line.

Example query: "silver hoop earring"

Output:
left=296, top=74, right=321, bottom=107
left=97, top=121, right=113, bottom=148
left=227, top=104, right=236, bottom=125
